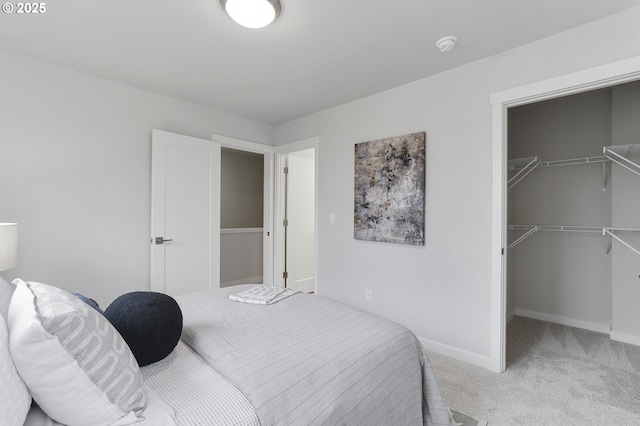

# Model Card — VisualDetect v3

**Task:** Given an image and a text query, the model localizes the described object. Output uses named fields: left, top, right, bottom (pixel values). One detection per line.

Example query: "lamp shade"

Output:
left=0, top=223, right=17, bottom=271
left=220, top=0, right=281, bottom=29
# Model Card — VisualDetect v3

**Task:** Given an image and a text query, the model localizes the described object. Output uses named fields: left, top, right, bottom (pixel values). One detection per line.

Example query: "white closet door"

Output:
left=151, top=129, right=221, bottom=296
left=286, top=152, right=315, bottom=293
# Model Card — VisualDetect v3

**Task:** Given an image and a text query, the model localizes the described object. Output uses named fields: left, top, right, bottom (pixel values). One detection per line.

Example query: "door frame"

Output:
left=490, top=55, right=640, bottom=373
left=212, top=134, right=276, bottom=285
left=274, top=137, right=320, bottom=292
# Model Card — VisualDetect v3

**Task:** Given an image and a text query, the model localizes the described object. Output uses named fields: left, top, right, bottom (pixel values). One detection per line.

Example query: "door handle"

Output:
left=154, top=237, right=173, bottom=245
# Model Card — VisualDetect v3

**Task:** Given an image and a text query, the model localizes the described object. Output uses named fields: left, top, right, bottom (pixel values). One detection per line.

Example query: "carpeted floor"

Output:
left=428, top=316, right=640, bottom=425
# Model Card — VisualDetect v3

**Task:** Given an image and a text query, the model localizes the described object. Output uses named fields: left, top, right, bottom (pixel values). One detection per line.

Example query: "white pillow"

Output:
left=8, top=279, right=146, bottom=426
left=0, top=313, right=32, bottom=426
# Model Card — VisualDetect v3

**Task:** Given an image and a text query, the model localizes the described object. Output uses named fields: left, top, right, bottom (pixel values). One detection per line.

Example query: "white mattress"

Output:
left=141, top=340, right=260, bottom=426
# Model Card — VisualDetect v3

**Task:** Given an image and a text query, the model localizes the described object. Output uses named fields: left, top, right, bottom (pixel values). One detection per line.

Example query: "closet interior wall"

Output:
left=220, top=148, right=264, bottom=287
left=508, top=81, right=640, bottom=342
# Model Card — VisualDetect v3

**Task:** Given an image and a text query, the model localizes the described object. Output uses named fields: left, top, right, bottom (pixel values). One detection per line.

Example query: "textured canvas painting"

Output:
left=354, top=132, right=426, bottom=245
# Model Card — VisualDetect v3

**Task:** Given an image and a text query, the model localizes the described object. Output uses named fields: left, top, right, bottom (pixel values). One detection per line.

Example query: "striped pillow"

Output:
left=8, top=279, right=146, bottom=426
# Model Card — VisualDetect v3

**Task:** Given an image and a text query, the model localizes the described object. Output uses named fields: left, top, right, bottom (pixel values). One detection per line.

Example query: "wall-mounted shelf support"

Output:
left=604, top=228, right=640, bottom=257
left=507, top=225, right=539, bottom=252
left=604, top=144, right=640, bottom=176
left=508, top=157, right=540, bottom=190
left=602, top=143, right=640, bottom=191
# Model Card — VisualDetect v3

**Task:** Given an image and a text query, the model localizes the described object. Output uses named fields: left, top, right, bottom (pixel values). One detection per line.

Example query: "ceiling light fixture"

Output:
left=436, top=36, right=458, bottom=53
left=220, top=0, right=281, bottom=29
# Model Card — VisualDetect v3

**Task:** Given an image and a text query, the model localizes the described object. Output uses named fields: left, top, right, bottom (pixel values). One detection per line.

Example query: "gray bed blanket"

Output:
left=176, top=286, right=451, bottom=426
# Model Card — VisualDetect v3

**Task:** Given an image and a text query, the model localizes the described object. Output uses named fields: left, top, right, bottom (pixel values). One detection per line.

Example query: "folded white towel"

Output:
left=229, top=285, right=298, bottom=305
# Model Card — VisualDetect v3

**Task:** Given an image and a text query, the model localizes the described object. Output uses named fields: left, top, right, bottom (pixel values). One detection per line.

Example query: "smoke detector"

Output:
left=436, top=36, right=458, bottom=53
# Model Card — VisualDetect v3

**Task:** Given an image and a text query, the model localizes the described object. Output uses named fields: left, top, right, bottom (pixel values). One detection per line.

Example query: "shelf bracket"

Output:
left=603, top=144, right=640, bottom=178
left=508, top=157, right=540, bottom=191
left=507, top=226, right=539, bottom=252
left=604, top=228, right=640, bottom=257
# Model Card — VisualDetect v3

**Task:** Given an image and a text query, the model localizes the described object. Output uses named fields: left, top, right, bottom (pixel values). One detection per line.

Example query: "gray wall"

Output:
left=0, top=50, right=273, bottom=307
left=274, top=7, right=640, bottom=365
left=221, top=148, right=264, bottom=228
left=508, top=90, right=613, bottom=329
left=611, top=81, right=640, bottom=340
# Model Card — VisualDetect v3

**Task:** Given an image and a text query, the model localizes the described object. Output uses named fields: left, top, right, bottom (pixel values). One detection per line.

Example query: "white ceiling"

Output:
left=1, top=0, right=639, bottom=125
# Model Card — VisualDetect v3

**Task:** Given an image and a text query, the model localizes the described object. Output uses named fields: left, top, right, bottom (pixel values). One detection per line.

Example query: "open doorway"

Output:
left=275, top=137, right=319, bottom=293
left=220, top=148, right=265, bottom=287
left=212, top=133, right=275, bottom=287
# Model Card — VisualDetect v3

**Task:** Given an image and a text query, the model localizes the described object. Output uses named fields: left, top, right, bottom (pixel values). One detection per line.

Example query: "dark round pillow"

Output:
left=104, top=292, right=182, bottom=367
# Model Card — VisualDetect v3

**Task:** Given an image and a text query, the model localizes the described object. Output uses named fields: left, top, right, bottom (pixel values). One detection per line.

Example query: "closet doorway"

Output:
left=506, top=89, right=615, bottom=335
left=220, top=148, right=265, bottom=287
left=505, top=84, right=640, bottom=372
left=491, top=56, right=640, bottom=373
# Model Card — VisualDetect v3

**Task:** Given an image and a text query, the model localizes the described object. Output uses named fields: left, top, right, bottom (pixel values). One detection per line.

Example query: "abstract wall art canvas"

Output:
left=354, top=131, right=426, bottom=246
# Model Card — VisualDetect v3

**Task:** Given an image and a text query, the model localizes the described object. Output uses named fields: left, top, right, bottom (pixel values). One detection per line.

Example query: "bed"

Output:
left=1, top=278, right=452, bottom=426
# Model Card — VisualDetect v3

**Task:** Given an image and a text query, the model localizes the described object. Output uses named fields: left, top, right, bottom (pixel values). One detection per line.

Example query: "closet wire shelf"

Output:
left=508, top=142, right=640, bottom=256
left=508, top=225, right=640, bottom=256
left=508, top=143, right=640, bottom=191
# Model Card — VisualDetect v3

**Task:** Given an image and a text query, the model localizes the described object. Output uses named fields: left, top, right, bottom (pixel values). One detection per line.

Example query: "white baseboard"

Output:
left=515, top=308, right=610, bottom=334
left=610, top=331, right=640, bottom=347
left=221, top=276, right=263, bottom=287
left=418, top=336, right=495, bottom=371
left=506, top=309, right=516, bottom=324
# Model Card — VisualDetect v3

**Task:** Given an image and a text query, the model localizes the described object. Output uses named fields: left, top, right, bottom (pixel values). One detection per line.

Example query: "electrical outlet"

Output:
left=329, top=213, right=336, bottom=223
left=365, top=289, right=372, bottom=303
